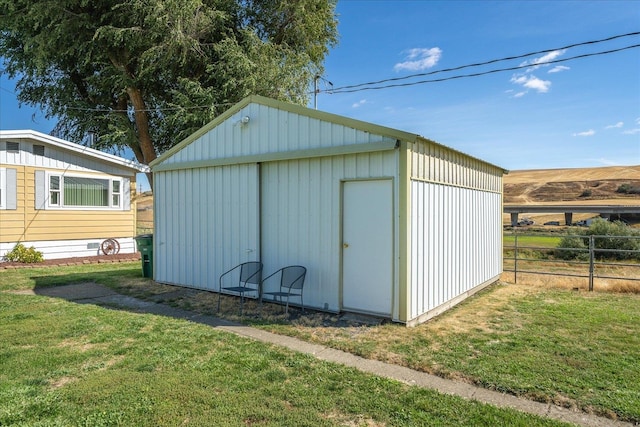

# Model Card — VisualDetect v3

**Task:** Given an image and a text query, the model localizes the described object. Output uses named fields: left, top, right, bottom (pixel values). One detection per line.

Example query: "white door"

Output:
left=342, top=180, right=393, bottom=315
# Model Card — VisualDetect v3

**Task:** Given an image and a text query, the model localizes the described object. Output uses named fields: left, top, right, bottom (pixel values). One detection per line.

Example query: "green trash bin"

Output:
left=135, top=234, right=153, bottom=278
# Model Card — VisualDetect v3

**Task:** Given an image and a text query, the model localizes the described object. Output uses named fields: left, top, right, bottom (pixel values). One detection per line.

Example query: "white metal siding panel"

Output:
left=260, top=151, right=398, bottom=313
left=154, top=164, right=260, bottom=289
left=161, top=103, right=397, bottom=166
left=410, top=140, right=503, bottom=193
left=410, top=181, right=502, bottom=318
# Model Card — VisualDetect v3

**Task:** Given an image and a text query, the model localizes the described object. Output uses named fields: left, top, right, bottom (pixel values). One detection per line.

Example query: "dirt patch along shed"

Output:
left=150, top=95, right=505, bottom=325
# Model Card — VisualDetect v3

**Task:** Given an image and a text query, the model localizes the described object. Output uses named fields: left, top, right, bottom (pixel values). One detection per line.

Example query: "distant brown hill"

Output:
left=504, top=165, right=640, bottom=205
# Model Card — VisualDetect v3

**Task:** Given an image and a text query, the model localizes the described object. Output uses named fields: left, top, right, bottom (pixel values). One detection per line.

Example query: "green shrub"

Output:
left=555, top=219, right=640, bottom=261
left=617, top=183, right=630, bottom=193
left=588, top=219, right=640, bottom=260
left=3, top=243, right=44, bottom=263
left=579, top=189, right=592, bottom=197
left=617, top=183, right=640, bottom=194
left=555, top=234, right=588, bottom=260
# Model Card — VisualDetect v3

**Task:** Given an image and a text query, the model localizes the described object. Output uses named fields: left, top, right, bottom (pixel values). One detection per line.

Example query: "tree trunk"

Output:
left=127, top=86, right=157, bottom=190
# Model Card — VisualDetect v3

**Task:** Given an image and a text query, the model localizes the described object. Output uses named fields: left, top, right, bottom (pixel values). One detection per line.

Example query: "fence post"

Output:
left=514, top=234, right=518, bottom=284
left=588, top=235, right=594, bottom=292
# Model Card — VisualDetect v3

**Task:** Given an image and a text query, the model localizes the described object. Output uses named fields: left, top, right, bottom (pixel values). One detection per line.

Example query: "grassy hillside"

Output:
left=503, top=165, right=640, bottom=226
left=504, top=165, right=640, bottom=205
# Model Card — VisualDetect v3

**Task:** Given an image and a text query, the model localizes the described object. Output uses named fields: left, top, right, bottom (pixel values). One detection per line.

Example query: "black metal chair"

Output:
left=217, top=262, right=263, bottom=315
left=260, top=265, right=307, bottom=314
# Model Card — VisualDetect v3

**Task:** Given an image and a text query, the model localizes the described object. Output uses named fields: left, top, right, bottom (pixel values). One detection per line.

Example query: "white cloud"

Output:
left=605, top=122, right=624, bottom=129
left=508, top=50, right=567, bottom=96
left=510, top=75, right=551, bottom=93
left=572, top=129, right=595, bottom=137
left=636, top=117, right=640, bottom=125
left=505, top=88, right=526, bottom=98
left=622, top=128, right=640, bottom=135
left=394, top=47, right=442, bottom=72
left=521, top=50, right=566, bottom=70
left=352, top=99, right=367, bottom=108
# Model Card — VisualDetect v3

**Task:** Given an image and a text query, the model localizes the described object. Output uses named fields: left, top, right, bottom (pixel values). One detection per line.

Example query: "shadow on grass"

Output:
left=28, top=265, right=385, bottom=330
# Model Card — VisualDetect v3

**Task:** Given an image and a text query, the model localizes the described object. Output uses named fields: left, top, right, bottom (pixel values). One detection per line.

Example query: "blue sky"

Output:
left=319, top=0, right=640, bottom=171
left=1, top=0, right=638, bottom=192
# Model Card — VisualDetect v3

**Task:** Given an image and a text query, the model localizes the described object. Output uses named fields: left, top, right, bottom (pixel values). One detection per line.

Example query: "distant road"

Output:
left=504, top=205, right=640, bottom=214
left=503, top=204, right=640, bottom=226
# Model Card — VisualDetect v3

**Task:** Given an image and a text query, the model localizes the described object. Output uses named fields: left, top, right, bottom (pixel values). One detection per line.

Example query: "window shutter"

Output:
left=6, top=168, right=17, bottom=210
left=35, top=170, right=45, bottom=209
left=123, top=177, right=131, bottom=211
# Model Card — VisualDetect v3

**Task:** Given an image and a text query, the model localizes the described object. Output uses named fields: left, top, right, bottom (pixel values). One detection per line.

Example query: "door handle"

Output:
left=343, top=243, right=349, bottom=248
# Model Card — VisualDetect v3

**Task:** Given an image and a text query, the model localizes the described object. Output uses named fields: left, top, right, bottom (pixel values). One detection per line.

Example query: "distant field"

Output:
left=503, top=234, right=561, bottom=248
left=504, top=165, right=640, bottom=184
left=135, top=193, right=154, bottom=234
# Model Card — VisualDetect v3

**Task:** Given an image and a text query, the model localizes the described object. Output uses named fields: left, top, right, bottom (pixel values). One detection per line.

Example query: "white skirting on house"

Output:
left=0, top=237, right=137, bottom=260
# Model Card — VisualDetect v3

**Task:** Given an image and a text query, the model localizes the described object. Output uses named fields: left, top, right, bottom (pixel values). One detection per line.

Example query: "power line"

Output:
left=324, top=43, right=640, bottom=94
left=0, top=86, right=15, bottom=95
left=4, top=32, right=638, bottom=112
left=326, top=31, right=640, bottom=92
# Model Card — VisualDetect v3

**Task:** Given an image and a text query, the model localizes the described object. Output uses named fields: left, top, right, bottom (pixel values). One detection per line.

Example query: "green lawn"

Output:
left=257, top=288, right=640, bottom=423
left=503, top=234, right=562, bottom=249
left=0, top=263, right=569, bottom=427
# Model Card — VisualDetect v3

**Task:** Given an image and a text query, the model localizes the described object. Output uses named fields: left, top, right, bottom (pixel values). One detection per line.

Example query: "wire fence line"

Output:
left=503, top=233, right=640, bottom=291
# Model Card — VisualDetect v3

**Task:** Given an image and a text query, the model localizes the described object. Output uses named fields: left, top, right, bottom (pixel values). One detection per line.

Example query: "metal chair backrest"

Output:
left=217, top=261, right=263, bottom=315
left=280, top=265, right=306, bottom=290
left=240, top=261, right=263, bottom=284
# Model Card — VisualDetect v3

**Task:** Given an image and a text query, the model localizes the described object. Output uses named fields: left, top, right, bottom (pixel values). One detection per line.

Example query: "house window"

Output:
left=48, top=174, right=123, bottom=209
left=49, top=176, right=60, bottom=206
left=6, top=141, right=19, bottom=152
left=112, top=180, right=121, bottom=207
left=33, top=144, right=45, bottom=156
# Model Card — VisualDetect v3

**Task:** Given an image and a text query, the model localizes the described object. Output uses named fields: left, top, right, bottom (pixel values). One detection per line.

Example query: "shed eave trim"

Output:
left=152, top=140, right=397, bottom=172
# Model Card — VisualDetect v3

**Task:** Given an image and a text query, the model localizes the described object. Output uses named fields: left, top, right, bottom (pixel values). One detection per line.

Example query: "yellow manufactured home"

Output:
left=0, top=130, right=148, bottom=260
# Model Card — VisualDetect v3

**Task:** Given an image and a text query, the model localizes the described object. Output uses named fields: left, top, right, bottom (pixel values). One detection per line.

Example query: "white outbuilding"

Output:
left=150, top=96, right=505, bottom=325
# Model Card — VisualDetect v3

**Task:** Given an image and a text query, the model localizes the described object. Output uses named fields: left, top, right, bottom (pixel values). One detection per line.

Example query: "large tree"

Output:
left=0, top=0, right=338, bottom=188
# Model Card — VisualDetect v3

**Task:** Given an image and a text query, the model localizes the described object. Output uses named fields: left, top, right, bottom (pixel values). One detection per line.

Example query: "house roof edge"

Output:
left=0, top=129, right=149, bottom=173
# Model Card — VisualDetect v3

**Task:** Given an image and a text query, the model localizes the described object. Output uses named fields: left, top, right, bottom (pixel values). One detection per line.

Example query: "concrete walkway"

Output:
left=28, top=283, right=632, bottom=427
